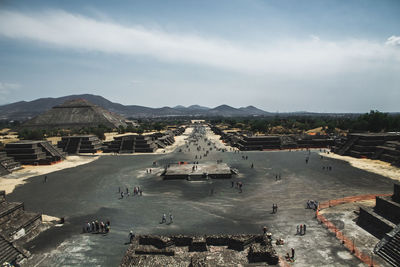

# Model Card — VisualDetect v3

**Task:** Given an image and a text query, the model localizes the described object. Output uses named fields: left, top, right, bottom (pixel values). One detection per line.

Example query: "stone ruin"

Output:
left=0, top=151, right=21, bottom=176
left=5, top=140, right=66, bottom=165
left=0, top=190, right=43, bottom=265
left=120, top=234, right=279, bottom=266
left=334, top=133, right=400, bottom=166
left=57, top=135, right=102, bottom=154
left=357, top=184, right=400, bottom=266
left=210, top=125, right=334, bottom=151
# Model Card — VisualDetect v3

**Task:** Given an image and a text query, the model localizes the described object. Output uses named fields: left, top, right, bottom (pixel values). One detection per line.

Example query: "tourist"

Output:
left=95, top=220, right=100, bottom=232
left=285, top=252, right=290, bottom=260
left=263, top=226, right=267, bottom=234
left=251, top=163, right=254, bottom=168
left=169, top=213, right=173, bottom=224
left=120, top=192, right=124, bottom=199
left=161, top=213, right=166, bottom=223
left=129, top=231, right=135, bottom=243
left=291, top=248, right=295, bottom=259
left=296, top=225, right=299, bottom=235
left=299, top=225, right=303, bottom=235
left=303, top=224, right=307, bottom=235
left=44, top=175, right=47, bottom=183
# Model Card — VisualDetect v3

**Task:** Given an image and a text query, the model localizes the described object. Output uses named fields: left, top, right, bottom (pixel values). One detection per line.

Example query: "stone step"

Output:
left=0, top=235, right=21, bottom=265
left=377, top=250, right=398, bottom=267
left=0, top=202, right=24, bottom=224
left=0, top=211, right=41, bottom=240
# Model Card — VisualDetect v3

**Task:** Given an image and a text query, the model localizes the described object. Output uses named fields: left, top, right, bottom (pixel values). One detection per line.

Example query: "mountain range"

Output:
left=0, top=94, right=273, bottom=120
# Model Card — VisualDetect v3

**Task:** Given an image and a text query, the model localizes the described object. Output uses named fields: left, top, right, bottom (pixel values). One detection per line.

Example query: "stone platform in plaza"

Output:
left=120, top=234, right=279, bottom=266
left=162, top=163, right=232, bottom=180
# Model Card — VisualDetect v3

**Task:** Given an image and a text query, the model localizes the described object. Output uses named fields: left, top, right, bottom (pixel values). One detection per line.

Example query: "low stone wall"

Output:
left=375, top=196, right=400, bottom=224
left=139, top=235, right=173, bottom=249
left=121, top=234, right=279, bottom=266
left=394, top=184, right=400, bottom=202
left=357, top=207, right=394, bottom=239
left=135, top=248, right=174, bottom=256
left=172, top=235, right=193, bottom=246
left=248, top=243, right=279, bottom=264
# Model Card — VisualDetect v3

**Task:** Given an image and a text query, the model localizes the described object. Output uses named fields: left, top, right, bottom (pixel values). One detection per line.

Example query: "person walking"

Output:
left=129, top=231, right=135, bottom=243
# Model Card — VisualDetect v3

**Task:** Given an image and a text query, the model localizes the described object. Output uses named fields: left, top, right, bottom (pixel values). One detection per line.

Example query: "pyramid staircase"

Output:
left=375, top=224, right=400, bottom=267
left=0, top=152, right=22, bottom=176
left=0, top=234, right=22, bottom=266
left=0, top=191, right=41, bottom=265
left=39, top=141, right=67, bottom=162
left=357, top=184, right=400, bottom=266
left=58, top=135, right=102, bottom=154
left=336, top=135, right=359, bottom=155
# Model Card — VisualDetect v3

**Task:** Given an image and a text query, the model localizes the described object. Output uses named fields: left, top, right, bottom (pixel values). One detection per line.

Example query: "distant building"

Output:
left=22, top=99, right=128, bottom=130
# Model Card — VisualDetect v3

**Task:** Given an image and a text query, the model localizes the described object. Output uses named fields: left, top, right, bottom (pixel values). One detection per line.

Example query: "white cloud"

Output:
left=0, top=82, right=20, bottom=92
left=386, top=35, right=400, bottom=46
left=0, top=82, right=20, bottom=101
left=0, top=9, right=399, bottom=76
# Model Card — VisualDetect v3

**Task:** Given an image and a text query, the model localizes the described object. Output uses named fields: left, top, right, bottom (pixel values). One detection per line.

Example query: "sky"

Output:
left=0, top=0, right=399, bottom=112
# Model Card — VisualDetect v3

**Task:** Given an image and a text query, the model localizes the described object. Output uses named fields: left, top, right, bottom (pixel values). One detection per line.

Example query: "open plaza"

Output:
left=0, top=125, right=397, bottom=266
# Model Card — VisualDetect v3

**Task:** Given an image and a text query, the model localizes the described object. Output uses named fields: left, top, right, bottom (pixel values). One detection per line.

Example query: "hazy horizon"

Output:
left=0, top=0, right=399, bottom=113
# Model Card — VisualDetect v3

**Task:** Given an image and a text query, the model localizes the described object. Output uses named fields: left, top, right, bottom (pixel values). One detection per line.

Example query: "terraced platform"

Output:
left=162, top=163, right=232, bottom=180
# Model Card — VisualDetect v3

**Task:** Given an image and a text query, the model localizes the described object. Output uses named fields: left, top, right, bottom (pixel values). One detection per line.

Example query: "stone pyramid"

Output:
left=23, top=99, right=127, bottom=129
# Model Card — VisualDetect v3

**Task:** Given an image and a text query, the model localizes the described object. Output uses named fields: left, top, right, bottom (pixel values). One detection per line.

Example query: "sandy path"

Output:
left=204, top=127, right=236, bottom=150
left=320, top=152, right=400, bottom=182
left=0, top=155, right=99, bottom=194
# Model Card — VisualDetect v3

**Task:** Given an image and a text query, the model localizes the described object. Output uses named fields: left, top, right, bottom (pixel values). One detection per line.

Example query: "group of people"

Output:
left=160, top=213, right=173, bottom=224
left=322, top=166, right=333, bottom=171
left=275, top=173, right=282, bottom=181
left=306, top=200, right=319, bottom=210
left=83, top=220, right=110, bottom=234
left=119, top=186, right=143, bottom=198
left=296, top=224, right=307, bottom=235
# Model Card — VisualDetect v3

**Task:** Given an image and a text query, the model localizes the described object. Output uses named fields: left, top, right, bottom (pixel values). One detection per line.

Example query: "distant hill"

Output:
left=0, top=94, right=274, bottom=120
left=239, top=105, right=271, bottom=116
